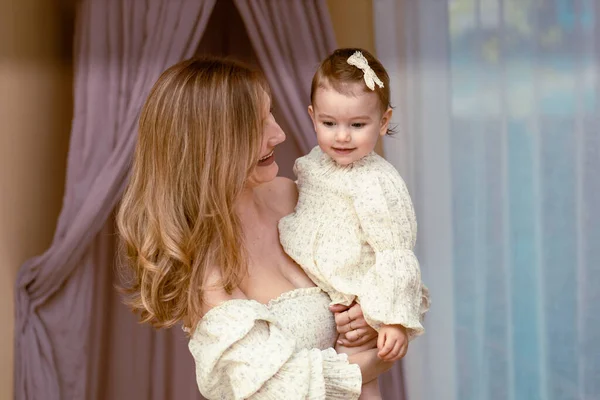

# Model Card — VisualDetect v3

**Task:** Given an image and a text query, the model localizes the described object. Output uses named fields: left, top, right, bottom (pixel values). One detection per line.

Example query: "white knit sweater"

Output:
left=279, top=146, right=430, bottom=336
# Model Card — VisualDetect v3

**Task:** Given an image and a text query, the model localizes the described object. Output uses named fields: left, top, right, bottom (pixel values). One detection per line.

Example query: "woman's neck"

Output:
left=236, top=185, right=264, bottom=223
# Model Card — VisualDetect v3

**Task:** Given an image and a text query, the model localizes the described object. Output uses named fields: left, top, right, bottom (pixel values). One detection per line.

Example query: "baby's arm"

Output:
left=351, top=169, right=429, bottom=341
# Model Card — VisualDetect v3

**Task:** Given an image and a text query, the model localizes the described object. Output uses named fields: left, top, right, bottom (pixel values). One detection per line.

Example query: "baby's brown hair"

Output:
left=310, top=48, right=394, bottom=134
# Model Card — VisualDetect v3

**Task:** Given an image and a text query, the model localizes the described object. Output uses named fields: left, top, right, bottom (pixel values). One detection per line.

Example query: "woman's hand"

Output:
left=330, top=302, right=378, bottom=347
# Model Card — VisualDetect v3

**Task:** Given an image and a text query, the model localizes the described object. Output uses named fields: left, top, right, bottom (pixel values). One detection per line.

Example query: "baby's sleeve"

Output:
left=352, top=171, right=430, bottom=338
left=189, top=300, right=362, bottom=400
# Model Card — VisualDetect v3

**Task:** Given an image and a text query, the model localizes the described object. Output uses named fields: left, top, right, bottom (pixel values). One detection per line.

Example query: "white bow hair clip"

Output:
left=346, top=51, right=384, bottom=91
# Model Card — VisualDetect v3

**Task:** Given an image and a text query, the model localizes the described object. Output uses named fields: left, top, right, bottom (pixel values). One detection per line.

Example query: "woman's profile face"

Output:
left=246, top=94, right=286, bottom=187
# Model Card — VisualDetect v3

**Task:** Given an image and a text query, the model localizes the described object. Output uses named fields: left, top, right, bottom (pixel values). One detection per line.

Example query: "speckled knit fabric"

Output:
left=279, top=146, right=430, bottom=336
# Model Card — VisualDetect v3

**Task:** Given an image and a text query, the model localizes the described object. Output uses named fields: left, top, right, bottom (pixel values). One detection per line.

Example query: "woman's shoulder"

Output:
left=259, top=176, right=298, bottom=217
left=201, top=265, right=248, bottom=316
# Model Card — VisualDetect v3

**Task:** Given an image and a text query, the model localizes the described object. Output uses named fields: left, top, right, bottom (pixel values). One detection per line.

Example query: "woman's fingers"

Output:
left=334, top=314, right=367, bottom=334
left=329, top=303, right=350, bottom=314
left=344, top=328, right=368, bottom=342
left=339, top=328, right=378, bottom=346
left=346, top=303, right=368, bottom=327
left=347, top=302, right=363, bottom=321
left=333, top=302, right=372, bottom=335
left=332, top=302, right=376, bottom=350
left=349, top=315, right=368, bottom=329
left=334, top=312, right=353, bottom=333
left=338, top=335, right=377, bottom=349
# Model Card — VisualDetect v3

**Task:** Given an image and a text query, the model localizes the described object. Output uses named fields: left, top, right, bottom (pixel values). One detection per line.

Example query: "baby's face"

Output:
left=308, top=84, right=391, bottom=166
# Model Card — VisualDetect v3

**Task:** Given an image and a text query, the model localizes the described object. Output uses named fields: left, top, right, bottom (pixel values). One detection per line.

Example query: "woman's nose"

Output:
left=268, top=121, right=286, bottom=144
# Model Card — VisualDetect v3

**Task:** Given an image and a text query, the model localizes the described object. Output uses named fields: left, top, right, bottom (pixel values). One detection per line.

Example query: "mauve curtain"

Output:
left=13, top=0, right=216, bottom=399
left=233, top=0, right=335, bottom=155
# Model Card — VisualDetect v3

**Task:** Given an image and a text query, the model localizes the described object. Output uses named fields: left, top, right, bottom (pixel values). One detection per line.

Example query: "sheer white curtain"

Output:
left=376, top=0, right=600, bottom=399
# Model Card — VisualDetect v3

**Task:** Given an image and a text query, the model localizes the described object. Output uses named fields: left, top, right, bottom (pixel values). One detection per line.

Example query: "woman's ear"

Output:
left=380, top=108, right=393, bottom=136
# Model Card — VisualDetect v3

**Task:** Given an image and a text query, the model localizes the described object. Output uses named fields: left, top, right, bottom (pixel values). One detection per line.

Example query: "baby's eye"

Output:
left=351, top=123, right=366, bottom=128
left=322, top=121, right=335, bottom=127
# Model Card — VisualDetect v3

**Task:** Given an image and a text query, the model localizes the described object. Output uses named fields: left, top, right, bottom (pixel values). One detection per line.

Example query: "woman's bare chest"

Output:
left=241, top=218, right=314, bottom=303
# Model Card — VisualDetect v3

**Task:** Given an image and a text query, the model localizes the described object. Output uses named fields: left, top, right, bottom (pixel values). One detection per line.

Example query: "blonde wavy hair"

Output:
left=116, top=57, right=269, bottom=330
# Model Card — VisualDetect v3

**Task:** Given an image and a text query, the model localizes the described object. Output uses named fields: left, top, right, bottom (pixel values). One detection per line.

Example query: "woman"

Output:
left=117, top=56, right=395, bottom=399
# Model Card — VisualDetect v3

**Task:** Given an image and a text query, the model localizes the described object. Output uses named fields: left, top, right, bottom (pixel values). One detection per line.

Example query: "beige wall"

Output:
left=0, top=0, right=73, bottom=397
left=327, top=0, right=376, bottom=54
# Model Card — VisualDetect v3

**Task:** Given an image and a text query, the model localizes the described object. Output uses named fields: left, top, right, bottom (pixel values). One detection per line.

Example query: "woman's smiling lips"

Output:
left=257, top=150, right=275, bottom=166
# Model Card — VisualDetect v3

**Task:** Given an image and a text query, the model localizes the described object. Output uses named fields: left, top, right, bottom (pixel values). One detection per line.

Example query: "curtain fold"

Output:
left=14, top=1, right=216, bottom=399
left=233, top=0, right=336, bottom=154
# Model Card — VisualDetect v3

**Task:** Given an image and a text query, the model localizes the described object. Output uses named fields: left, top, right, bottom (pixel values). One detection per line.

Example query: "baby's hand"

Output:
left=377, top=324, right=409, bottom=362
